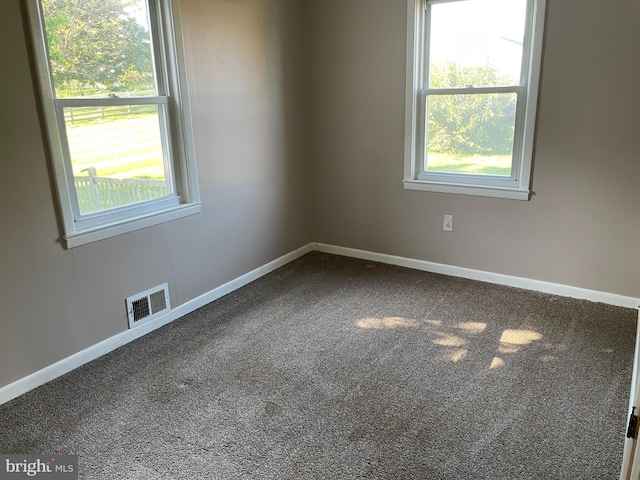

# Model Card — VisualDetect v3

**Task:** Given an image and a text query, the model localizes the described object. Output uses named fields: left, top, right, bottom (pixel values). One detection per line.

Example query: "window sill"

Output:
left=63, top=202, right=202, bottom=249
left=403, top=180, right=531, bottom=201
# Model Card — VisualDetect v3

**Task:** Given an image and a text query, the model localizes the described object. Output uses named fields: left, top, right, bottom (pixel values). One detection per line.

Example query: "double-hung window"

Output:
left=404, top=0, right=546, bottom=200
left=27, top=0, right=200, bottom=248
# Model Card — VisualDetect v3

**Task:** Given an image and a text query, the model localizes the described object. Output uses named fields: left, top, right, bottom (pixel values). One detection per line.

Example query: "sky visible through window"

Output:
left=429, top=0, right=527, bottom=85
left=125, top=0, right=150, bottom=30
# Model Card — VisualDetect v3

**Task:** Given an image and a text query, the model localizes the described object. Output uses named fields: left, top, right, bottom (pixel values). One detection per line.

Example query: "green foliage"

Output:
left=41, top=0, right=154, bottom=96
left=428, top=62, right=517, bottom=156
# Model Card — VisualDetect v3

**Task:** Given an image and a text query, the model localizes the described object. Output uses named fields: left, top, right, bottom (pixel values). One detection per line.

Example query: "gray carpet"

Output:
left=0, top=252, right=636, bottom=479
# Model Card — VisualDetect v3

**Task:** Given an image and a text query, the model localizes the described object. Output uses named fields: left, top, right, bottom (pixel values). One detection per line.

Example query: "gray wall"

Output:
left=0, top=0, right=311, bottom=389
left=2, top=0, right=639, bottom=392
left=307, top=0, right=640, bottom=298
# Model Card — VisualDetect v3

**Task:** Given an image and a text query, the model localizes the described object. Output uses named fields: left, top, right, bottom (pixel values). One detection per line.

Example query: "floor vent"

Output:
left=126, top=283, right=171, bottom=329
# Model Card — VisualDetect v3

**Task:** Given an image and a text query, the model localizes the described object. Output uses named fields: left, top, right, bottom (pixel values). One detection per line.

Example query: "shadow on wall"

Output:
left=356, top=316, right=553, bottom=370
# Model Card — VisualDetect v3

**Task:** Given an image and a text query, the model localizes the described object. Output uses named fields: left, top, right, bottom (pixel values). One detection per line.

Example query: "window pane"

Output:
left=64, top=105, right=171, bottom=215
left=41, top=0, right=156, bottom=98
left=428, top=0, right=527, bottom=88
left=425, top=93, right=517, bottom=176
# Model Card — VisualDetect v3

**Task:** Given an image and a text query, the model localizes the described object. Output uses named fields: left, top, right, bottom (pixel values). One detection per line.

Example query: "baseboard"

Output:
left=313, top=243, right=640, bottom=309
left=2, top=240, right=636, bottom=405
left=0, top=311, right=181, bottom=407
left=0, top=243, right=314, bottom=406
left=171, top=243, right=314, bottom=319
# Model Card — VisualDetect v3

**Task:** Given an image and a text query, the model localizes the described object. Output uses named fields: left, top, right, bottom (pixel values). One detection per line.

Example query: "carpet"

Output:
left=0, top=252, right=636, bottom=479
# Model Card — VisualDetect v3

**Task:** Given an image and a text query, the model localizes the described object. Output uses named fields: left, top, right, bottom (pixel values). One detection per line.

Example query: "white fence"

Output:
left=75, top=174, right=167, bottom=215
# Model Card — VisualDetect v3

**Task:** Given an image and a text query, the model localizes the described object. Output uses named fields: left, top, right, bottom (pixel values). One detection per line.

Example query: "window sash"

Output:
left=417, top=85, right=526, bottom=187
left=423, top=0, right=533, bottom=89
left=54, top=96, right=177, bottom=226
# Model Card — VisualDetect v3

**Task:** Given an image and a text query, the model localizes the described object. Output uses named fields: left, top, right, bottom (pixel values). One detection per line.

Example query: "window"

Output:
left=27, top=0, right=200, bottom=248
left=404, top=0, right=546, bottom=200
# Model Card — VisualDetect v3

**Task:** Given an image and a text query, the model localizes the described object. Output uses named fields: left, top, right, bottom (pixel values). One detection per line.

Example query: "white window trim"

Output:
left=26, top=0, right=200, bottom=248
left=403, top=0, right=547, bottom=200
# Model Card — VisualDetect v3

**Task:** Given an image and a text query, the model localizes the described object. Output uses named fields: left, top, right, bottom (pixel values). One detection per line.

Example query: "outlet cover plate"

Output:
left=443, top=214, right=453, bottom=232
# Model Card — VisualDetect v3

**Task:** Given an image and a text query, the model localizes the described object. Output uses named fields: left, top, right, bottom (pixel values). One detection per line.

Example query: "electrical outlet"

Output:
left=443, top=214, right=453, bottom=232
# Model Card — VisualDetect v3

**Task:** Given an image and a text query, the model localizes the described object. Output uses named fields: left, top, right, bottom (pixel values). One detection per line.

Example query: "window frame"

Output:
left=26, top=0, right=200, bottom=248
left=404, top=0, right=547, bottom=200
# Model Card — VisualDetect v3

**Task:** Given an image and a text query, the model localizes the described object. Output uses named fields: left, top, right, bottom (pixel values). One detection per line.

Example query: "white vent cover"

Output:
left=126, top=283, right=171, bottom=329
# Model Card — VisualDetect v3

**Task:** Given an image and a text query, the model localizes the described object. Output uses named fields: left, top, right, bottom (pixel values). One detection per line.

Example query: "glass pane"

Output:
left=425, top=93, right=517, bottom=176
left=41, top=0, right=156, bottom=98
left=64, top=105, right=170, bottom=215
left=428, top=0, right=527, bottom=88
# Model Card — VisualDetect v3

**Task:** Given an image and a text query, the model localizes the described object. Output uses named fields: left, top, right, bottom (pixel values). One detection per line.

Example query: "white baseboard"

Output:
left=1, top=241, right=637, bottom=406
left=313, top=243, right=640, bottom=309
left=0, top=243, right=313, bottom=405
left=171, top=243, right=314, bottom=319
